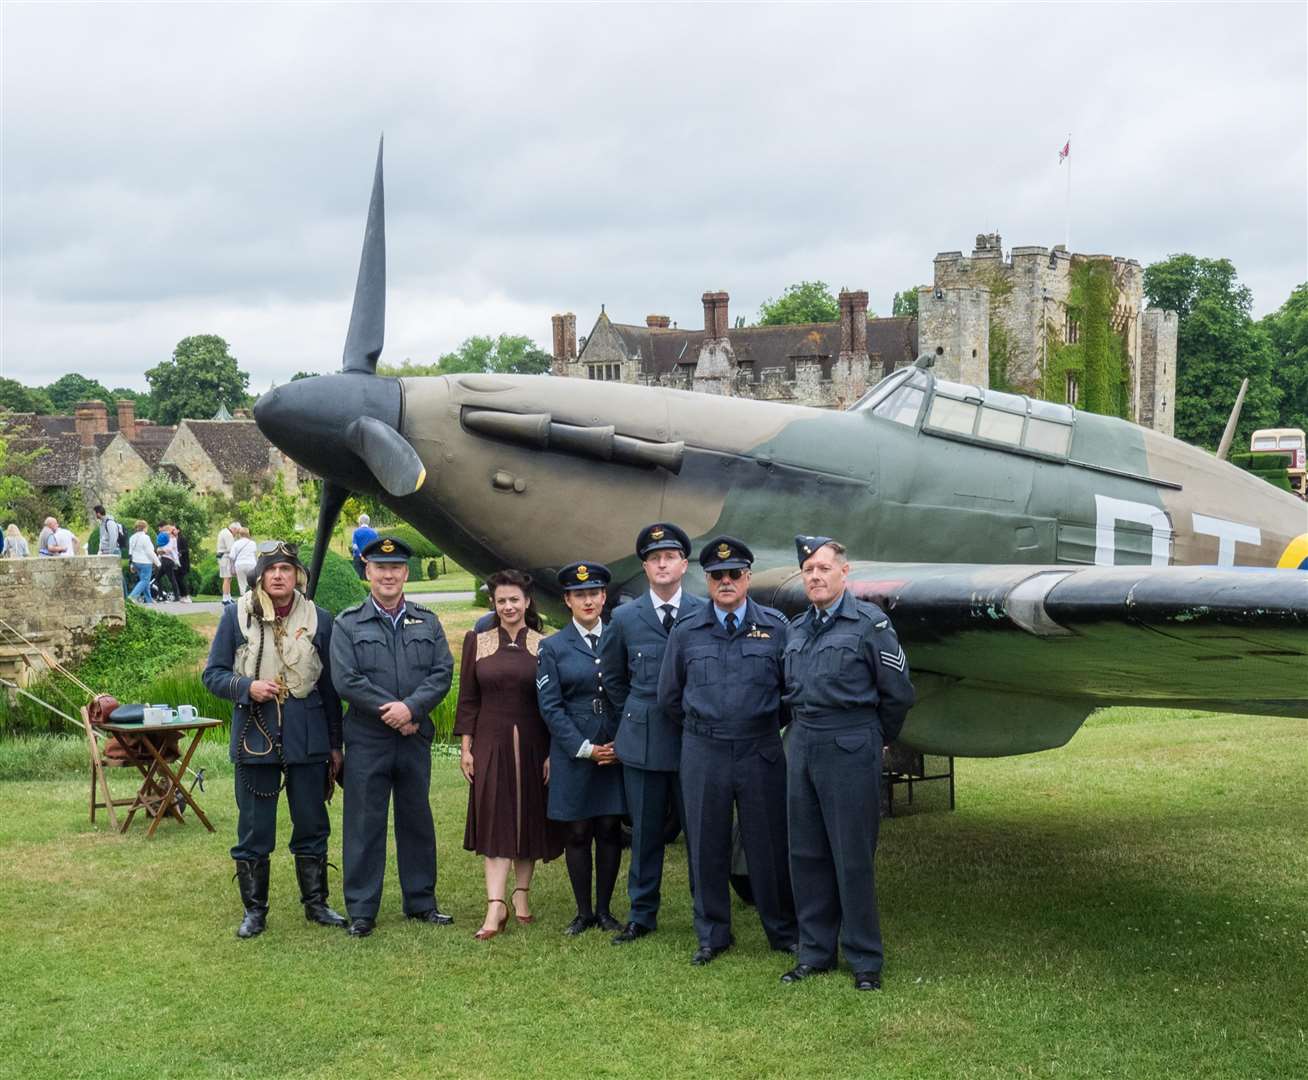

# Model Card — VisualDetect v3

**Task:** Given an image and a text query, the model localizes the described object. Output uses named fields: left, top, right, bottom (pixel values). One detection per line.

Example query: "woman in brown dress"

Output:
left=455, top=570, right=563, bottom=939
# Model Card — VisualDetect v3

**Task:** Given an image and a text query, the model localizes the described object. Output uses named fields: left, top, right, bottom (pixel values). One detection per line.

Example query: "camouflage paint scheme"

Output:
left=254, top=144, right=1308, bottom=759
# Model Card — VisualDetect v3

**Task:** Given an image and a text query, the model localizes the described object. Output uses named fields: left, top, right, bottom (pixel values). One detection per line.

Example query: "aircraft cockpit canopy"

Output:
left=855, top=366, right=1075, bottom=460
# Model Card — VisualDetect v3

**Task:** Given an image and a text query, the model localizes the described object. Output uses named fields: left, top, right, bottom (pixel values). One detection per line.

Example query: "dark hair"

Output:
left=93, top=505, right=106, bottom=516
left=486, top=569, right=542, bottom=631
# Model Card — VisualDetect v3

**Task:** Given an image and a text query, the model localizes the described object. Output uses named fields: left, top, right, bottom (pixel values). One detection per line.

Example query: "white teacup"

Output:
left=177, top=704, right=199, bottom=721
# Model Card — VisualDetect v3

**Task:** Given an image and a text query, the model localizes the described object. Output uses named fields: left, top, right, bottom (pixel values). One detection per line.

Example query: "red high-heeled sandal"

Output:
left=474, top=899, right=509, bottom=940
left=512, top=887, right=535, bottom=925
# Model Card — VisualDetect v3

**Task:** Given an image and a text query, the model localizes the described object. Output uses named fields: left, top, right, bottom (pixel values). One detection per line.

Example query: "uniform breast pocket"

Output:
left=354, top=633, right=390, bottom=671
left=817, top=633, right=861, bottom=675
left=782, top=640, right=804, bottom=684
left=404, top=627, right=439, bottom=669
left=635, top=647, right=664, bottom=683
left=684, top=644, right=720, bottom=688
left=740, top=640, right=780, bottom=687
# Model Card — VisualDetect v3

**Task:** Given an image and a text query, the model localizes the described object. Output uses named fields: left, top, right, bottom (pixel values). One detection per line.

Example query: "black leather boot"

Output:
left=234, top=858, right=269, bottom=939
left=295, top=854, right=347, bottom=928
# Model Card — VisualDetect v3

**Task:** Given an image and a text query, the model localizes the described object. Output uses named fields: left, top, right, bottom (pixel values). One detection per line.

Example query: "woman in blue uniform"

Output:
left=536, top=562, right=626, bottom=935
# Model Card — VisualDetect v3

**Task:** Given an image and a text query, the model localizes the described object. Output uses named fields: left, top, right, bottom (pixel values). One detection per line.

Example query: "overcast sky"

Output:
left=2, top=2, right=1304, bottom=393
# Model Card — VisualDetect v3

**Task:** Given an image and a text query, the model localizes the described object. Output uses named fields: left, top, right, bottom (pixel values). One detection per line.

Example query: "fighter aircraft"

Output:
left=255, top=144, right=1308, bottom=758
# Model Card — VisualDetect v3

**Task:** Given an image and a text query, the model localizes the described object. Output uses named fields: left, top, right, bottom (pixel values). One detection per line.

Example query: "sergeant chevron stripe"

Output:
left=535, top=674, right=550, bottom=689
left=879, top=646, right=906, bottom=672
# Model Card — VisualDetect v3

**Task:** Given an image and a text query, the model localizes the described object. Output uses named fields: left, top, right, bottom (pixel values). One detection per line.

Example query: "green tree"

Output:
left=0, top=418, right=40, bottom=523
left=110, top=387, right=153, bottom=421
left=379, top=334, right=552, bottom=378
left=891, top=288, right=922, bottom=318
left=0, top=377, right=54, bottom=414
left=115, top=475, right=211, bottom=550
left=44, top=373, right=114, bottom=413
left=1143, top=255, right=1280, bottom=449
left=146, top=335, right=250, bottom=425
left=290, top=371, right=318, bottom=381
left=237, top=473, right=316, bottom=545
left=1260, top=283, right=1308, bottom=430
left=757, top=281, right=840, bottom=325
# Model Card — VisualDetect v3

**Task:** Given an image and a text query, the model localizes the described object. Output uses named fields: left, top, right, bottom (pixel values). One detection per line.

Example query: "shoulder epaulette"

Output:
left=756, top=604, right=790, bottom=626
left=406, top=600, right=431, bottom=615
left=339, top=601, right=365, bottom=616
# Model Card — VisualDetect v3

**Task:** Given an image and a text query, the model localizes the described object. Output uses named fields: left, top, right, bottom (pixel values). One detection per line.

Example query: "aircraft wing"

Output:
left=755, top=563, right=1308, bottom=756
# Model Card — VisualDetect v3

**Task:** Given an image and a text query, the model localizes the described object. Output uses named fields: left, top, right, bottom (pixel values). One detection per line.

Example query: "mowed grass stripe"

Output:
left=0, top=706, right=1303, bottom=1079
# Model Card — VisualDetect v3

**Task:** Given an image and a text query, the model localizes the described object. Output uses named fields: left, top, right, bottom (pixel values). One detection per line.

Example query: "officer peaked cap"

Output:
left=636, top=522, right=691, bottom=560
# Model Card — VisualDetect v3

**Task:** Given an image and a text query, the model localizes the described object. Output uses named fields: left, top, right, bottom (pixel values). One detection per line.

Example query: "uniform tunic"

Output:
left=600, top=591, right=704, bottom=929
left=453, top=625, right=563, bottom=861
left=331, top=599, right=454, bottom=920
left=202, top=599, right=342, bottom=862
left=782, top=589, right=915, bottom=973
left=658, top=597, right=797, bottom=950
left=536, top=623, right=626, bottom=822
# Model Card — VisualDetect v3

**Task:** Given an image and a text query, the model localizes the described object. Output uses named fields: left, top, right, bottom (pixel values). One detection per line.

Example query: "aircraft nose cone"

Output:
left=253, top=385, right=289, bottom=447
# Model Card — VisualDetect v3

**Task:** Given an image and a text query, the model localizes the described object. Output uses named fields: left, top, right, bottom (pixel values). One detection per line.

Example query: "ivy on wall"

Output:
left=1042, top=258, right=1130, bottom=418
left=984, top=269, right=1016, bottom=393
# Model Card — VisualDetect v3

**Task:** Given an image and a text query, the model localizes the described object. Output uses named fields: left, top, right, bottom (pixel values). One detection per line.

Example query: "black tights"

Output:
left=564, top=815, right=622, bottom=918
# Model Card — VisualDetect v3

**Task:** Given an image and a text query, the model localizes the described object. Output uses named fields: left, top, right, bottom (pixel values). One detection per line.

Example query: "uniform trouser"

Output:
left=342, top=725, right=437, bottom=919
left=682, top=730, right=797, bottom=950
left=231, top=762, right=330, bottom=861
left=622, top=765, right=687, bottom=930
left=786, top=722, right=884, bottom=972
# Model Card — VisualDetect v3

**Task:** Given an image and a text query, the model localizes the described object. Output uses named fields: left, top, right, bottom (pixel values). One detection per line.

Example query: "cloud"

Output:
left=2, top=2, right=1304, bottom=389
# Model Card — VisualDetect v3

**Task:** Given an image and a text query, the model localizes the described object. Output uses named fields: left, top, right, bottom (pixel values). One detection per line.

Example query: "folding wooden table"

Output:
left=98, top=718, right=223, bottom=837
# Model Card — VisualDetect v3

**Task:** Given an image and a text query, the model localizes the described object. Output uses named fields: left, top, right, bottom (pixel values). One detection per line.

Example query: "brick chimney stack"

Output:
left=115, top=399, right=137, bottom=442
left=646, top=315, right=671, bottom=329
left=74, top=401, right=109, bottom=446
left=702, top=291, right=729, bottom=339
left=551, top=313, right=577, bottom=375
left=834, top=290, right=871, bottom=409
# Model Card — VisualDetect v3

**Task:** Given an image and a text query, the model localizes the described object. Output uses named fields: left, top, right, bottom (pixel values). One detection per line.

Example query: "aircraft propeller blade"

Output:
left=345, top=415, right=426, bottom=496
left=342, top=136, right=386, bottom=374
left=307, top=480, right=351, bottom=599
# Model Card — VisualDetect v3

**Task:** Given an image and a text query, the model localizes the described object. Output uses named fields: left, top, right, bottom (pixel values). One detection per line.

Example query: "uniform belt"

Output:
left=793, top=706, right=878, bottom=732
left=683, top=716, right=776, bottom=740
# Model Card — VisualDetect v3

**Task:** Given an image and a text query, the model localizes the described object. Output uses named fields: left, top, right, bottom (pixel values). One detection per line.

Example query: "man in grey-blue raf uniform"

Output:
left=331, top=535, right=455, bottom=938
left=780, top=535, right=914, bottom=992
left=658, top=535, right=797, bottom=966
left=600, top=521, right=704, bottom=945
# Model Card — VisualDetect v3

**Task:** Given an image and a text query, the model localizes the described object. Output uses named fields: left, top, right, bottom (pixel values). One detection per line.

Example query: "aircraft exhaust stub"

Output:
left=462, top=407, right=685, bottom=473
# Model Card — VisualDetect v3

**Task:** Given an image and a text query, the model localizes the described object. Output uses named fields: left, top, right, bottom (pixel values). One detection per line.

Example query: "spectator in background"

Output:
left=94, top=505, right=122, bottom=558
left=229, top=527, right=259, bottom=595
left=2, top=524, right=29, bottom=558
left=174, top=524, right=193, bottom=603
left=217, top=521, right=239, bottom=605
left=351, top=513, right=378, bottom=579
left=157, top=523, right=182, bottom=600
left=50, top=520, right=77, bottom=557
left=37, top=516, right=57, bottom=556
left=128, top=520, right=161, bottom=604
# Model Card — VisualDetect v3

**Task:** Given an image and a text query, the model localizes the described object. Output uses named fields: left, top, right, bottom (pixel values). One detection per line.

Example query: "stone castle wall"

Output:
left=916, top=285, right=990, bottom=386
left=0, top=556, right=125, bottom=689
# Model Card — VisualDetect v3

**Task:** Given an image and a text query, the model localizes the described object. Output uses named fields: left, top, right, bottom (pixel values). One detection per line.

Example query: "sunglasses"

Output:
left=257, top=540, right=299, bottom=557
left=708, top=568, right=745, bottom=581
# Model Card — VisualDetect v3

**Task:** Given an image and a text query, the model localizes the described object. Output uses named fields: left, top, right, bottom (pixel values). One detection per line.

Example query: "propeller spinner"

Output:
left=254, top=137, right=426, bottom=597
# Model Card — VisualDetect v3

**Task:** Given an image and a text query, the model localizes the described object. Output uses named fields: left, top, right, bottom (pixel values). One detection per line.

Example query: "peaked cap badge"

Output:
left=380, top=539, right=395, bottom=553
left=576, top=565, right=590, bottom=582
left=651, top=527, right=665, bottom=540
left=717, top=543, right=731, bottom=559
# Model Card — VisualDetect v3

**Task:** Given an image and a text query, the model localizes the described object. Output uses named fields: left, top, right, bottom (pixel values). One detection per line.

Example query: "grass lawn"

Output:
left=0, top=707, right=1303, bottom=1079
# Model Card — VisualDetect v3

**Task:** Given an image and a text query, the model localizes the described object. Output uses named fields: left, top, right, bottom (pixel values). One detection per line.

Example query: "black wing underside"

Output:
left=756, top=563, right=1308, bottom=757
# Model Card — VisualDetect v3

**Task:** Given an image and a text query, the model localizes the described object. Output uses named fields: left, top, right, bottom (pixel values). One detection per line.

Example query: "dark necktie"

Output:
left=725, top=612, right=738, bottom=636
left=660, top=604, right=675, bottom=632
left=586, top=633, right=599, bottom=651
left=816, top=609, right=829, bottom=628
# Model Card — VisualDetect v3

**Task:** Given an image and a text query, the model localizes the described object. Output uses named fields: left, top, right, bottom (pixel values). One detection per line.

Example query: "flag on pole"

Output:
left=1059, top=138, right=1071, bottom=164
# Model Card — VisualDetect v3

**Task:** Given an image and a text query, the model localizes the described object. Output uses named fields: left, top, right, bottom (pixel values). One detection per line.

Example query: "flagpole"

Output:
left=1064, top=133, right=1072, bottom=250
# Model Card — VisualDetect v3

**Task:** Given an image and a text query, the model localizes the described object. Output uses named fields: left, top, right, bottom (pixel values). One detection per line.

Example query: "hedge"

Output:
left=377, top=524, right=442, bottom=560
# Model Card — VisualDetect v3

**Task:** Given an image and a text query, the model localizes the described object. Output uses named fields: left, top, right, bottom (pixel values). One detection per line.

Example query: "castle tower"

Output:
left=916, top=285, right=990, bottom=386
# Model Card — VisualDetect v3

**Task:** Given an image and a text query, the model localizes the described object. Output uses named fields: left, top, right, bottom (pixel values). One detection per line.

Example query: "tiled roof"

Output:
left=11, top=433, right=82, bottom=486
left=599, top=316, right=918, bottom=380
left=132, top=425, right=177, bottom=468
left=182, top=420, right=275, bottom=481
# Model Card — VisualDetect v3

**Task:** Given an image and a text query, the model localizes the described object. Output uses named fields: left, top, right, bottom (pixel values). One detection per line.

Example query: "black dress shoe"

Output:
left=853, top=970, right=882, bottom=991
left=611, top=920, right=653, bottom=944
left=563, top=914, right=598, bottom=936
left=406, top=908, right=454, bottom=925
left=780, top=963, right=833, bottom=983
left=595, top=911, right=622, bottom=933
left=346, top=917, right=375, bottom=938
left=691, top=943, right=730, bottom=966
